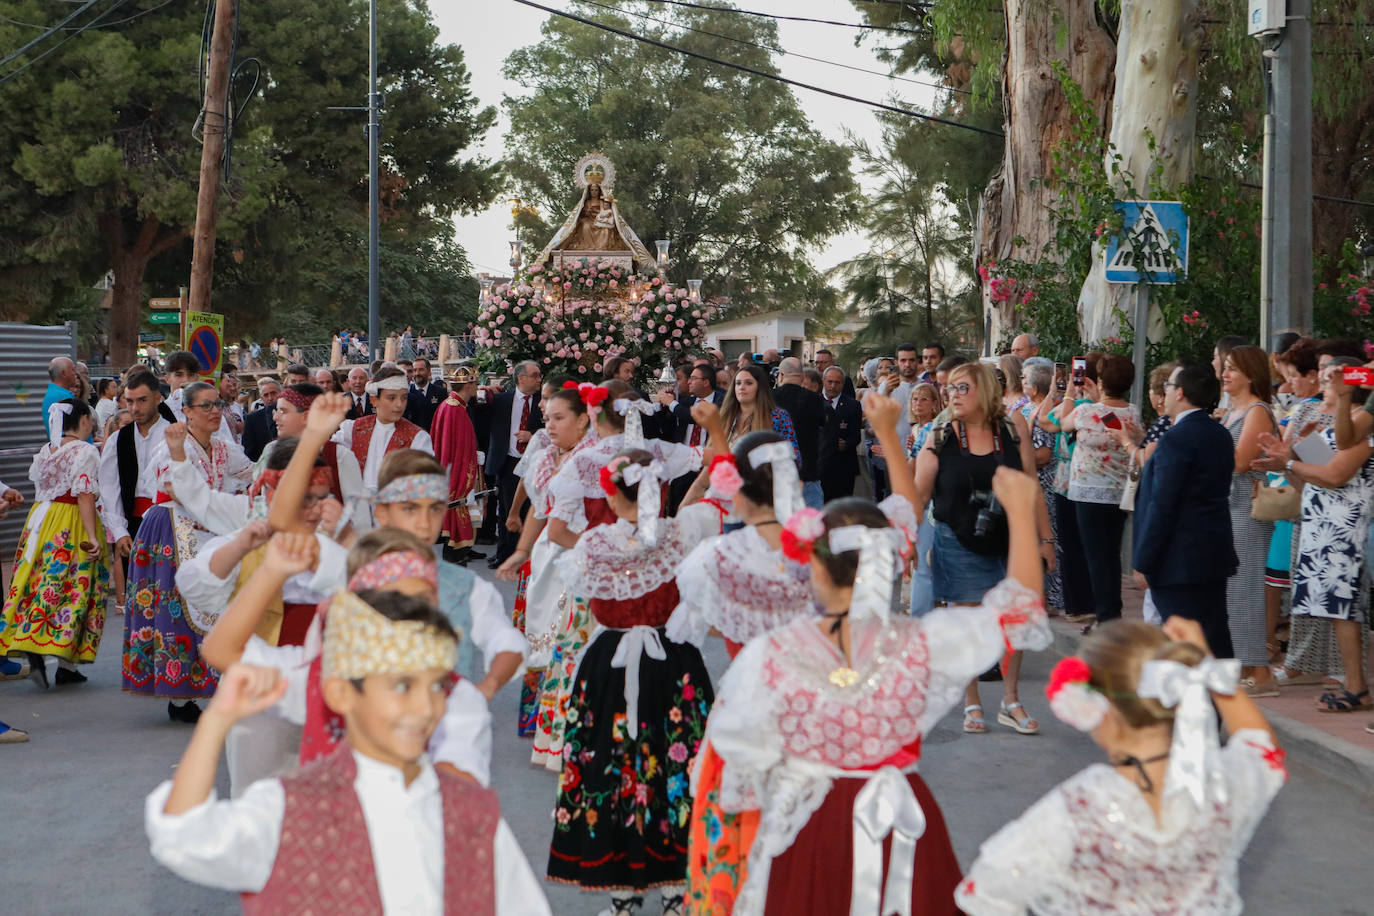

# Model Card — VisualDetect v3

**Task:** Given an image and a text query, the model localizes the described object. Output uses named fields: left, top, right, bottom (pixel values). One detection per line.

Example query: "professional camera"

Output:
left=969, top=488, right=1005, bottom=540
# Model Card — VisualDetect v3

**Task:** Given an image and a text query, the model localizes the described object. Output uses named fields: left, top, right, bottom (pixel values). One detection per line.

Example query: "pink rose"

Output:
left=675, top=319, right=684, bottom=327
left=563, top=281, right=573, bottom=290
left=493, top=329, right=502, bottom=338
left=572, top=320, right=580, bottom=328
left=538, top=334, right=548, bottom=343
left=673, top=329, right=682, bottom=337
left=608, top=280, right=618, bottom=289
left=523, top=324, right=533, bottom=334
left=495, top=314, right=505, bottom=324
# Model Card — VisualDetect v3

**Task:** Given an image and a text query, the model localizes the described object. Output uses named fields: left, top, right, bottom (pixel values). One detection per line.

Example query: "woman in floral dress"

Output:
left=548, top=450, right=725, bottom=916
left=1, top=399, right=107, bottom=687
left=121, top=382, right=252, bottom=721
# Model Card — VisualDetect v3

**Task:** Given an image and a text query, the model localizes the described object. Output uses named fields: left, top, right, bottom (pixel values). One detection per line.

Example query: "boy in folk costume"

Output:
left=144, top=589, right=552, bottom=915
left=331, top=366, right=433, bottom=494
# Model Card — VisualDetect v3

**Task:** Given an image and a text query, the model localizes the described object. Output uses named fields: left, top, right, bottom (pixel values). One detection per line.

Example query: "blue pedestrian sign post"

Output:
left=1104, top=200, right=1189, bottom=285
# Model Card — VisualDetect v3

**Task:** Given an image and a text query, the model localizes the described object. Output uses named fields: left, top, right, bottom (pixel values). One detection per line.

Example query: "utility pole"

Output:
left=1256, top=0, right=1313, bottom=347
left=367, top=0, right=381, bottom=363
left=188, top=0, right=238, bottom=315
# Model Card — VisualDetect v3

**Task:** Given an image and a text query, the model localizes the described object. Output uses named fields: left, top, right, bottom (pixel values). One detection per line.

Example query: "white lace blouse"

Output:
left=546, top=434, right=701, bottom=533
left=29, top=439, right=100, bottom=501
left=955, top=729, right=1287, bottom=915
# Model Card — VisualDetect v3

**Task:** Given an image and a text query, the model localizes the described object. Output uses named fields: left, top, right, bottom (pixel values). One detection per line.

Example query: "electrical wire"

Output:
left=0, top=0, right=178, bottom=31
left=572, top=0, right=970, bottom=95
left=636, top=0, right=923, bottom=35
left=0, top=0, right=134, bottom=86
left=509, top=0, right=1004, bottom=137
left=0, top=0, right=105, bottom=70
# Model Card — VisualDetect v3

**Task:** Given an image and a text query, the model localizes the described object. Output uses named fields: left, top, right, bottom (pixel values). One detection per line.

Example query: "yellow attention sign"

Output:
left=184, top=311, right=224, bottom=379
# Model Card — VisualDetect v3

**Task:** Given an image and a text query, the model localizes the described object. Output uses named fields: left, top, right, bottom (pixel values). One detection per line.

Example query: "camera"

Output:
left=969, top=488, right=1005, bottom=540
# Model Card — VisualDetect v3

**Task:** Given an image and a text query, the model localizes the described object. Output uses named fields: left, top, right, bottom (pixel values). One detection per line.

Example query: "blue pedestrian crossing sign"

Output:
left=1104, top=200, right=1189, bottom=284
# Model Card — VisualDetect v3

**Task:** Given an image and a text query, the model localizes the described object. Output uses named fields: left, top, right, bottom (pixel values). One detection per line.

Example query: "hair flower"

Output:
left=1045, top=656, right=1110, bottom=732
left=562, top=380, right=578, bottom=390
left=598, top=465, right=618, bottom=497
left=780, top=507, right=825, bottom=564
left=708, top=455, right=743, bottom=497
left=583, top=385, right=611, bottom=408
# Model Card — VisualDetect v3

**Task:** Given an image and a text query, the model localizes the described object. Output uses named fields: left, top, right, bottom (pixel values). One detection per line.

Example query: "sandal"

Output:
left=962, top=704, right=987, bottom=733
left=1316, top=689, right=1372, bottom=713
left=598, top=895, right=643, bottom=916
left=997, top=701, right=1040, bottom=735
left=1240, top=677, right=1280, bottom=699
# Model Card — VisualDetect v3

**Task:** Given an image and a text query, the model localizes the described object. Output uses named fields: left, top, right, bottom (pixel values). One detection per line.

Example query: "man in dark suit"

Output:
left=1133, top=363, right=1237, bottom=657
left=484, top=361, right=545, bottom=567
left=344, top=367, right=374, bottom=419
left=241, top=378, right=281, bottom=461
left=772, top=357, right=827, bottom=508
left=467, top=380, right=498, bottom=544
left=659, top=362, right=724, bottom=512
left=818, top=367, right=862, bottom=502
left=814, top=348, right=855, bottom=398
left=405, top=357, right=447, bottom=431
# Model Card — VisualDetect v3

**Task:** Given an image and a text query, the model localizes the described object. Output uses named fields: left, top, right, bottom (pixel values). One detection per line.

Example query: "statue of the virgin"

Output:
left=533, top=153, right=657, bottom=274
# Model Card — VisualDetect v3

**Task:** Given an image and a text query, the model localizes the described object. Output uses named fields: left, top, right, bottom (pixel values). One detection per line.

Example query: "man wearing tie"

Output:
left=484, top=361, right=544, bottom=568
left=344, top=367, right=374, bottom=419
left=818, top=367, right=863, bottom=501
left=659, top=362, right=723, bottom=512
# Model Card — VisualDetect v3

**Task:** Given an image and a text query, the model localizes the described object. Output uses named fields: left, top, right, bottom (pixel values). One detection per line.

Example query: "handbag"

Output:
left=1119, top=455, right=1141, bottom=512
left=1252, top=479, right=1301, bottom=522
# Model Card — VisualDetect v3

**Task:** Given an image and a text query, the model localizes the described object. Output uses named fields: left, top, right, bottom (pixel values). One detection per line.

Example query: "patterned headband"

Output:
left=321, top=590, right=457, bottom=680
left=279, top=387, right=318, bottom=413
left=347, top=549, right=438, bottom=591
left=249, top=465, right=339, bottom=503
left=374, top=473, right=448, bottom=505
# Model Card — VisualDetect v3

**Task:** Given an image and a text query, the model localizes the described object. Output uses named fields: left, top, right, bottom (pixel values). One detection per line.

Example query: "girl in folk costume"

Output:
left=497, top=383, right=599, bottom=737
left=525, top=381, right=709, bottom=771
left=957, top=617, right=1286, bottom=915
left=144, top=590, right=553, bottom=916
left=122, top=382, right=253, bottom=722
left=547, top=449, right=725, bottom=916
left=668, top=430, right=817, bottom=659
left=330, top=366, right=434, bottom=495
left=1, top=399, right=108, bottom=688
left=685, top=394, right=1052, bottom=916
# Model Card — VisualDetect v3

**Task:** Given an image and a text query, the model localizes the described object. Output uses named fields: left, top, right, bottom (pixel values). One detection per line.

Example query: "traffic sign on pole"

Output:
left=148, top=312, right=180, bottom=325
left=185, top=311, right=224, bottom=379
left=1103, top=200, right=1190, bottom=285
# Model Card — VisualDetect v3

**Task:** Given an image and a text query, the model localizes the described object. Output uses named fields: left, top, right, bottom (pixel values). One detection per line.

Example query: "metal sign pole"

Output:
left=1131, top=284, right=1149, bottom=409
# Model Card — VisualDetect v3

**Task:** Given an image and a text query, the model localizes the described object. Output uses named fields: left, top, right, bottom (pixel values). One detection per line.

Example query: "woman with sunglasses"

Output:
left=121, top=382, right=253, bottom=722
left=913, top=362, right=1054, bottom=736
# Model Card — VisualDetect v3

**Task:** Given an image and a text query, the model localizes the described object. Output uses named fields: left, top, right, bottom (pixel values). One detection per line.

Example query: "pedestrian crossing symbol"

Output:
left=1104, top=200, right=1189, bottom=284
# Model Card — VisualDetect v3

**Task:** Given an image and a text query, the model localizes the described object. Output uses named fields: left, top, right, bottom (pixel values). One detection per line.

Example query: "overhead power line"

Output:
left=636, top=0, right=923, bottom=35
left=0, top=0, right=134, bottom=86
left=0, top=0, right=105, bottom=70
left=0, top=0, right=177, bottom=32
left=573, top=0, right=970, bottom=95
left=508, top=0, right=1005, bottom=137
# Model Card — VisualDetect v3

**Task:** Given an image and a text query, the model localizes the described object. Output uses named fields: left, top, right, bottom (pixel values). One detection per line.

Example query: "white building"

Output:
left=703, top=310, right=811, bottom=362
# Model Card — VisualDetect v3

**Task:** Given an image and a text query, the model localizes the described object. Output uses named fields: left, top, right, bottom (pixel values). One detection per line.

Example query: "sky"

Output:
left=429, top=0, right=941, bottom=279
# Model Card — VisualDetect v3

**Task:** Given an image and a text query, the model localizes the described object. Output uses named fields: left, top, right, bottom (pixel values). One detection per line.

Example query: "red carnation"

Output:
left=779, top=527, right=813, bottom=565
left=583, top=386, right=611, bottom=408
left=1046, top=656, right=1092, bottom=698
left=562, top=380, right=578, bottom=390
left=598, top=465, right=618, bottom=497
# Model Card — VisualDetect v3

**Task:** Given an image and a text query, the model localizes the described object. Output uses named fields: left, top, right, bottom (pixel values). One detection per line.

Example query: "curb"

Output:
left=1047, top=619, right=1374, bottom=797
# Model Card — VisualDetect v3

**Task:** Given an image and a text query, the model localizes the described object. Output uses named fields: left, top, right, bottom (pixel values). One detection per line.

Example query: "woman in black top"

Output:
left=914, top=361, right=1055, bottom=736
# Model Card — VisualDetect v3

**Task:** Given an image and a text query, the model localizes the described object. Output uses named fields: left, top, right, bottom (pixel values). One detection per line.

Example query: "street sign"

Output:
left=148, top=297, right=181, bottom=309
left=138, top=332, right=164, bottom=344
left=148, top=311, right=180, bottom=325
left=1104, top=200, right=1189, bottom=284
left=185, top=311, right=224, bottom=378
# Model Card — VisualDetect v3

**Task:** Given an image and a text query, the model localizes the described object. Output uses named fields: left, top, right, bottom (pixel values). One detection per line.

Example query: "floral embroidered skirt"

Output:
left=511, top=559, right=542, bottom=737
left=121, top=507, right=219, bottom=699
left=685, top=741, right=759, bottom=915
left=0, top=501, right=108, bottom=663
left=547, top=626, right=713, bottom=891
left=530, top=591, right=593, bottom=771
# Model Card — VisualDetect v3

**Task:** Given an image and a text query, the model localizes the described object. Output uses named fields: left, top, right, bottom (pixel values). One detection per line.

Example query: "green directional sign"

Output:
left=149, top=311, right=180, bottom=325
left=138, top=332, right=165, bottom=343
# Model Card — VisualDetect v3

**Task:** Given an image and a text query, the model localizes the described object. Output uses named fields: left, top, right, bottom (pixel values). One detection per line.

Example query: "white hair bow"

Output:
left=1137, top=656, right=1241, bottom=809
left=827, top=524, right=904, bottom=623
left=747, top=440, right=804, bottom=524
left=364, top=375, right=409, bottom=398
left=47, top=401, right=73, bottom=447
left=620, top=459, right=666, bottom=546
left=613, top=397, right=657, bottom=448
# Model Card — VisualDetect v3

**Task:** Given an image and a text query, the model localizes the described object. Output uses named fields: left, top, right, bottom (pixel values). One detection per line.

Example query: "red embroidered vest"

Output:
left=350, top=415, right=421, bottom=470
left=242, top=747, right=499, bottom=916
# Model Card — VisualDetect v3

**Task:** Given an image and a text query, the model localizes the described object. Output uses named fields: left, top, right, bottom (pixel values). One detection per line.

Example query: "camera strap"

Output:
left=954, top=420, right=1003, bottom=458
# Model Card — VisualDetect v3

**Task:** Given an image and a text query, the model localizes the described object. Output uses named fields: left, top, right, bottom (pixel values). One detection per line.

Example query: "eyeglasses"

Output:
left=943, top=383, right=972, bottom=396
left=187, top=399, right=226, bottom=411
left=1162, top=381, right=1181, bottom=391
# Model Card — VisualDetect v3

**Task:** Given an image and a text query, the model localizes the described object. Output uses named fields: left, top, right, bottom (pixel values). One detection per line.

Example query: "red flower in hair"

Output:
left=779, top=527, right=812, bottom=564
left=1046, top=656, right=1092, bottom=698
left=583, top=385, right=611, bottom=408
left=598, top=465, right=618, bottom=497
left=562, top=380, right=579, bottom=390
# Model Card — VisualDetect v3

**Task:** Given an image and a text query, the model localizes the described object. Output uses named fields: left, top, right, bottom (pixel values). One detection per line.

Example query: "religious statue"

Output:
left=533, top=152, right=658, bottom=274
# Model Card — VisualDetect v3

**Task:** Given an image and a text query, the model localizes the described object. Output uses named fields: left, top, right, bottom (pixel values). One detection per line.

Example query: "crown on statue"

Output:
left=574, top=152, right=616, bottom=191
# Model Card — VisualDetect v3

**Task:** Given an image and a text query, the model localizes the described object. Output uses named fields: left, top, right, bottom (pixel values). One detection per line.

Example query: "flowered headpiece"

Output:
left=1045, top=656, right=1110, bottom=732
left=707, top=454, right=743, bottom=498
left=779, top=507, right=825, bottom=564
left=600, top=455, right=668, bottom=546
left=374, top=473, right=448, bottom=505
left=321, top=590, right=458, bottom=680
left=583, top=385, right=611, bottom=409
left=347, top=549, right=438, bottom=592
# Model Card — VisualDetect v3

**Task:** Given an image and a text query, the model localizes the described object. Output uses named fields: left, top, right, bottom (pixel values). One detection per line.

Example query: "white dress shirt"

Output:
left=144, top=752, right=551, bottom=916
left=98, top=417, right=170, bottom=541
left=508, top=391, right=532, bottom=459
left=332, top=419, right=435, bottom=490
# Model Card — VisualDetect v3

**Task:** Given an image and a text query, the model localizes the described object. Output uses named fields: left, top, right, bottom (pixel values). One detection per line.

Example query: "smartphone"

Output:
left=1054, top=362, right=1067, bottom=391
left=1102, top=413, right=1123, bottom=430
left=1071, top=356, right=1087, bottom=387
left=1342, top=366, right=1374, bottom=387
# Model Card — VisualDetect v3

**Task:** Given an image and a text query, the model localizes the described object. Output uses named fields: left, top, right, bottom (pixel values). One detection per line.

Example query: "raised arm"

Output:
left=863, top=392, right=918, bottom=509
left=202, top=532, right=318, bottom=671
left=268, top=393, right=350, bottom=534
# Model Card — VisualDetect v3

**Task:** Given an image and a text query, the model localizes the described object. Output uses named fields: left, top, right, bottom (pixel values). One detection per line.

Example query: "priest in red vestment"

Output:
left=431, top=364, right=484, bottom=563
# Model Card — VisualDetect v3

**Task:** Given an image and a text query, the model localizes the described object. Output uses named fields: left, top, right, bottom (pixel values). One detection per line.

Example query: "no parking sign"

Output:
left=185, top=311, right=224, bottom=379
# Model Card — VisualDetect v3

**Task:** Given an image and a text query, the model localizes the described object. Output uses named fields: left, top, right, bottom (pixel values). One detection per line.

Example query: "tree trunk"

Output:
left=977, top=0, right=1116, bottom=346
left=99, top=210, right=187, bottom=366
left=1075, top=0, right=1203, bottom=343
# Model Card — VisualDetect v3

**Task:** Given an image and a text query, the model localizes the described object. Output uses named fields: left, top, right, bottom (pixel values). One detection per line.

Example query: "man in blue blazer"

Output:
left=1132, top=363, right=1238, bottom=657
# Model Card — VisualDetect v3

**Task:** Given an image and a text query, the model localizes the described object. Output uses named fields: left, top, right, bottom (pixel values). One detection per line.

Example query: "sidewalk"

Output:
left=1048, top=575, right=1374, bottom=796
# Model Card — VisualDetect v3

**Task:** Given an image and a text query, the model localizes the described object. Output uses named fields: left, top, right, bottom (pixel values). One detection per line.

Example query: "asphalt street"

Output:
left=1, top=568, right=1370, bottom=914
